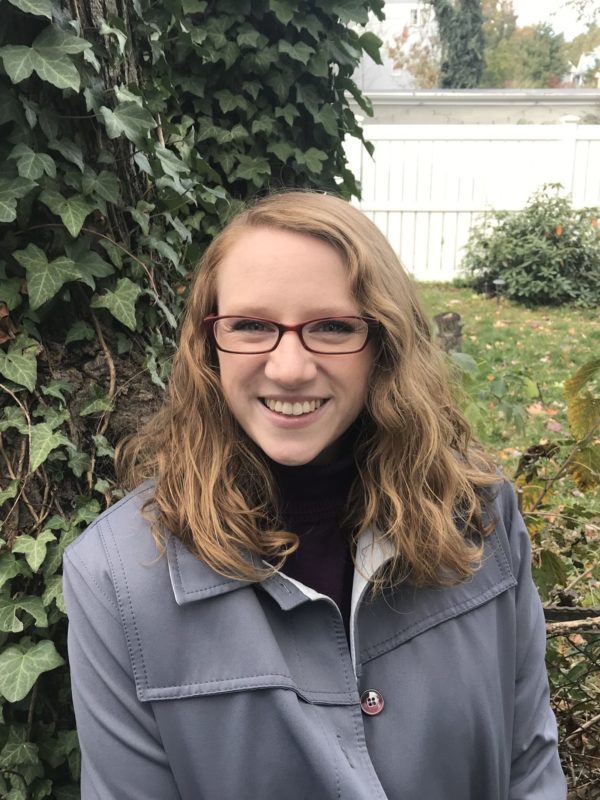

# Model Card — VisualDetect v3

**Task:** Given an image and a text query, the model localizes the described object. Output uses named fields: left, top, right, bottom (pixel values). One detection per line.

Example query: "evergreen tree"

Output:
left=430, top=0, right=485, bottom=88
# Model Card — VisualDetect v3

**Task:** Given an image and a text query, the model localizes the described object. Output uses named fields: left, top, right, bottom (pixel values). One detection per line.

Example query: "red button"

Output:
left=360, top=689, right=384, bottom=716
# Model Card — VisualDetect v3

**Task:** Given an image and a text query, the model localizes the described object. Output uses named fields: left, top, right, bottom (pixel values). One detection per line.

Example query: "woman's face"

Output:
left=215, top=226, right=374, bottom=466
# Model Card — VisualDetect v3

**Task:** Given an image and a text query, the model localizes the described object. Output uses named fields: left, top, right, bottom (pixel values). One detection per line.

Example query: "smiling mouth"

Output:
left=262, top=398, right=327, bottom=416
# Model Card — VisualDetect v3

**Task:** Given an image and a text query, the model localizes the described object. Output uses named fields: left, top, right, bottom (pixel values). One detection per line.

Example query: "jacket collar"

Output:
left=167, top=535, right=253, bottom=604
left=166, top=527, right=391, bottom=607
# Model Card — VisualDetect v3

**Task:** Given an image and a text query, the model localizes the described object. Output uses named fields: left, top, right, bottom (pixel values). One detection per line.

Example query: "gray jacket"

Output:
left=63, top=480, right=566, bottom=799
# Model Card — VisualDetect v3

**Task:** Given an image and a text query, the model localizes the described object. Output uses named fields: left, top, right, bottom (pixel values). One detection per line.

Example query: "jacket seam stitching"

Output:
left=360, top=576, right=516, bottom=662
left=99, top=516, right=150, bottom=691
left=171, top=539, right=240, bottom=596
left=63, top=550, right=119, bottom=617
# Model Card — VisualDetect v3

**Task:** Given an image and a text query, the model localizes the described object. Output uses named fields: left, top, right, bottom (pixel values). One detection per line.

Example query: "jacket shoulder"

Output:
left=485, top=478, right=531, bottom=582
left=63, top=484, right=163, bottom=615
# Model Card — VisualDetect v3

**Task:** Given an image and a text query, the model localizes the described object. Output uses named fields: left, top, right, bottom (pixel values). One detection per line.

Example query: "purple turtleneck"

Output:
left=269, top=453, right=358, bottom=637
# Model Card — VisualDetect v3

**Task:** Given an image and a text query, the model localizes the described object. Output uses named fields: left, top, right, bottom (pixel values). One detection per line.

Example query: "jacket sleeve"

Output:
left=63, top=544, right=182, bottom=800
left=503, top=484, right=567, bottom=800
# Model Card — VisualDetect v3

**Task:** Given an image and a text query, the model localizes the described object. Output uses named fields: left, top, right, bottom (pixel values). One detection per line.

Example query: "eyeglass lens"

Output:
left=213, top=317, right=369, bottom=353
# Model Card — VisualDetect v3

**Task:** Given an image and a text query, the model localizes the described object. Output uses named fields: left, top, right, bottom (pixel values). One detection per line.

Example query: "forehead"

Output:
left=215, top=226, right=358, bottom=317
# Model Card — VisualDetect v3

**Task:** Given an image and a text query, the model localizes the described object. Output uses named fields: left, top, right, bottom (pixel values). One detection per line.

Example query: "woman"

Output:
left=63, top=191, right=566, bottom=799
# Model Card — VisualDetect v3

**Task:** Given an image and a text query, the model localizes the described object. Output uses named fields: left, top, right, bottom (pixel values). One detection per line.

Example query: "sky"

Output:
left=384, top=2, right=591, bottom=43
left=500, top=1, right=587, bottom=41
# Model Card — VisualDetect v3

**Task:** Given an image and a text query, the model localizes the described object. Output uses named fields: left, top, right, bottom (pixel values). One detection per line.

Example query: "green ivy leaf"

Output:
left=13, top=243, right=81, bottom=308
left=268, top=0, right=295, bottom=24
left=0, top=277, right=22, bottom=309
left=0, top=480, right=19, bottom=507
left=92, top=433, right=115, bottom=458
left=236, top=26, right=265, bottom=49
left=182, top=0, right=207, bottom=10
left=0, top=197, right=17, bottom=222
left=316, top=105, right=338, bottom=136
left=0, top=406, right=29, bottom=434
left=359, top=31, right=383, bottom=64
left=81, top=169, right=120, bottom=203
left=64, top=320, right=94, bottom=345
left=79, top=386, right=113, bottom=416
left=0, top=46, right=36, bottom=83
left=251, top=116, right=276, bottom=135
left=0, top=639, right=64, bottom=702
left=214, top=89, right=247, bottom=113
left=41, top=379, right=72, bottom=403
left=307, top=51, right=329, bottom=78
left=0, top=551, right=21, bottom=589
left=42, top=574, right=64, bottom=612
left=0, top=176, right=37, bottom=216
left=274, top=104, right=299, bottom=126
left=35, top=25, right=91, bottom=54
left=155, top=146, right=189, bottom=179
left=0, top=598, right=24, bottom=633
left=31, top=49, right=80, bottom=92
left=29, top=422, right=70, bottom=472
left=0, top=340, right=38, bottom=391
left=47, top=138, right=84, bottom=172
left=231, top=154, right=271, bottom=183
left=65, top=241, right=114, bottom=288
left=6, top=0, right=52, bottom=19
left=91, top=277, right=142, bottom=330
left=12, top=531, right=56, bottom=572
left=278, top=39, right=314, bottom=65
left=39, top=190, right=95, bottom=237
left=332, top=2, right=369, bottom=24
left=267, top=141, right=295, bottom=161
left=296, top=147, right=328, bottom=172
left=99, top=101, right=156, bottom=142
left=0, top=596, right=47, bottom=633
left=9, top=144, right=56, bottom=180
left=66, top=447, right=91, bottom=477
left=0, top=726, right=40, bottom=769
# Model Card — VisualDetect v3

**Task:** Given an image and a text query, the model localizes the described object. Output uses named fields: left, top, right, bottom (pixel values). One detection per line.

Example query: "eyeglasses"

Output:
left=202, top=315, right=380, bottom=354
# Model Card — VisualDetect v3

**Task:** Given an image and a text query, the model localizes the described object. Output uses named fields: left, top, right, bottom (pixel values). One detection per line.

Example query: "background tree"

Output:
left=388, top=5, right=441, bottom=89
left=429, top=0, right=485, bottom=88
left=566, top=0, right=600, bottom=27
left=0, top=0, right=384, bottom=795
left=481, top=0, right=516, bottom=49
left=481, top=1, right=568, bottom=89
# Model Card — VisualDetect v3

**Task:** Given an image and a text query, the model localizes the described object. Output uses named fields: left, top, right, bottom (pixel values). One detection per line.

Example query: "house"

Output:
left=569, top=45, right=600, bottom=88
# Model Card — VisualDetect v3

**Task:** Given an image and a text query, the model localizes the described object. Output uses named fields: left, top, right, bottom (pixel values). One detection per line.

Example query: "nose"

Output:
left=263, top=330, right=318, bottom=386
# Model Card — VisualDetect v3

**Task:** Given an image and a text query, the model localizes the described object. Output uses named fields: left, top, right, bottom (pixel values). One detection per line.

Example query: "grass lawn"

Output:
left=417, top=282, right=600, bottom=499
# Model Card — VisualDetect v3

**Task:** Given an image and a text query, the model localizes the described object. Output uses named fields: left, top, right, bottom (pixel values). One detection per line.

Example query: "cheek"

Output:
left=216, top=354, right=259, bottom=404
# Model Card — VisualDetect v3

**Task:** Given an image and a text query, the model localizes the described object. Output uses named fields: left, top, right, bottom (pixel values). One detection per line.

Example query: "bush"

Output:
left=463, top=185, right=600, bottom=307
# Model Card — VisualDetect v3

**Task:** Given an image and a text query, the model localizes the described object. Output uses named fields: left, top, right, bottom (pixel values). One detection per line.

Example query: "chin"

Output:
left=262, top=439, right=341, bottom=467
left=266, top=450, right=320, bottom=467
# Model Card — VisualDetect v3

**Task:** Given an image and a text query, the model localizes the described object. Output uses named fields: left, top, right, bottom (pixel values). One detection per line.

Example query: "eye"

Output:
left=228, top=318, right=274, bottom=333
left=307, top=318, right=358, bottom=334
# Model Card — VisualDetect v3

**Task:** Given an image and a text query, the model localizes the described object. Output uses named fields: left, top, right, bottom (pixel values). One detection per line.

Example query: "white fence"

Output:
left=345, top=123, right=600, bottom=281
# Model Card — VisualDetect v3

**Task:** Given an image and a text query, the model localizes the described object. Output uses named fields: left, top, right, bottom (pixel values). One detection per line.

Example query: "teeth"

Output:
left=264, top=399, right=324, bottom=416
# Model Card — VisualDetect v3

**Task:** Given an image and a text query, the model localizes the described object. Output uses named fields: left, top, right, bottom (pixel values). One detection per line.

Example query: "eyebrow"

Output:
left=219, top=307, right=359, bottom=318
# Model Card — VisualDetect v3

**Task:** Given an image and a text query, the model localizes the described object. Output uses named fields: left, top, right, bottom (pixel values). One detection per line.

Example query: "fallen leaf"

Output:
left=546, top=419, right=563, bottom=432
left=527, top=403, right=545, bottom=415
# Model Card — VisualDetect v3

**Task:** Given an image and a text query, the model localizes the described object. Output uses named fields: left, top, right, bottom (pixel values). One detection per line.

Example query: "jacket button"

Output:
left=360, top=689, right=384, bottom=716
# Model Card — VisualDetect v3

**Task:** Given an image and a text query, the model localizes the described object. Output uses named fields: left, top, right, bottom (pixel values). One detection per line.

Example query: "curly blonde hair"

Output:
left=118, top=190, right=499, bottom=589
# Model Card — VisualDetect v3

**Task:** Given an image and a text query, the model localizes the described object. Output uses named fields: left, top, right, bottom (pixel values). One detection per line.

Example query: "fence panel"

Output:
left=346, top=124, right=600, bottom=281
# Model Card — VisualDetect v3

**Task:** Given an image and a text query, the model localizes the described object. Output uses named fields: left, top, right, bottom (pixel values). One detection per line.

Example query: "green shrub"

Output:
left=463, top=184, right=600, bottom=307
